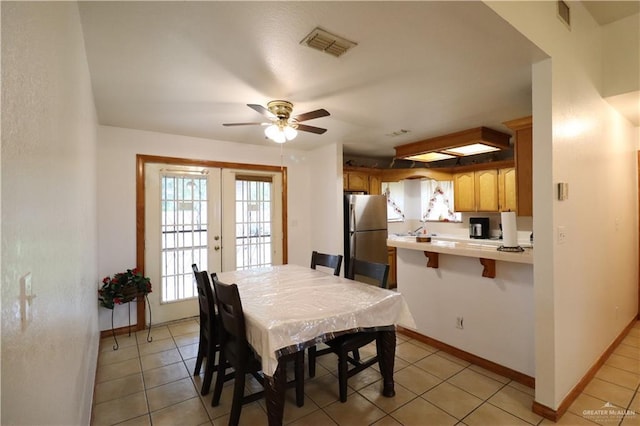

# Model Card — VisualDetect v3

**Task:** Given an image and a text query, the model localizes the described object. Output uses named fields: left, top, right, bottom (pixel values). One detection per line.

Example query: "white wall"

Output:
left=309, top=142, right=344, bottom=259
left=602, top=13, right=640, bottom=97
left=97, top=125, right=321, bottom=330
left=1, top=3, right=99, bottom=424
left=487, top=1, right=639, bottom=410
left=397, top=249, right=535, bottom=375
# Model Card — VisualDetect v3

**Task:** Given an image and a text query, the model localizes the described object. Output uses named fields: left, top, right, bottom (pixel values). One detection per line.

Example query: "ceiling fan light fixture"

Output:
left=394, top=127, right=511, bottom=163
left=265, top=123, right=297, bottom=144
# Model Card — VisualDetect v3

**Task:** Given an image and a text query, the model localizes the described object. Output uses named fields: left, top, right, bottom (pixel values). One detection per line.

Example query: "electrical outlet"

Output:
left=557, top=226, right=567, bottom=244
left=456, top=316, right=464, bottom=329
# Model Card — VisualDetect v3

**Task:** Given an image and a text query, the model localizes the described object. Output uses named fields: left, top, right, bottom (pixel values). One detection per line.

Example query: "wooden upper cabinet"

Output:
left=504, top=116, right=533, bottom=216
left=453, top=172, right=475, bottom=212
left=499, top=167, right=517, bottom=212
left=369, top=174, right=382, bottom=195
left=344, top=171, right=369, bottom=192
left=454, top=168, right=513, bottom=213
left=475, top=169, right=499, bottom=211
left=343, top=167, right=383, bottom=194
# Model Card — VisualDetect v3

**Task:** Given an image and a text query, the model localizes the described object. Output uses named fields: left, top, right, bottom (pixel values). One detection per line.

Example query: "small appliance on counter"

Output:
left=469, top=217, right=490, bottom=239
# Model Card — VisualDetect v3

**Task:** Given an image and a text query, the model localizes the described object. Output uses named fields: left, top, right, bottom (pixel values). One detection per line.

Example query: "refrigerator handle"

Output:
left=349, top=203, right=356, bottom=261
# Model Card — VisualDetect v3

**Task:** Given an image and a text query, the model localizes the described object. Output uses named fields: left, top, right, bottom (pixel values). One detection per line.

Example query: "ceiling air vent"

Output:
left=557, top=0, right=571, bottom=29
left=301, top=27, right=357, bottom=58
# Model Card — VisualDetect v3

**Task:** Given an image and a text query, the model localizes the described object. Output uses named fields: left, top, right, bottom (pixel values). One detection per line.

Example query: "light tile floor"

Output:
left=92, top=319, right=640, bottom=426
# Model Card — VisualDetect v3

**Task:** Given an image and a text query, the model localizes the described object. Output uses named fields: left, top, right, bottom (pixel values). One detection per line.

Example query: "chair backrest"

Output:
left=194, top=270, right=216, bottom=334
left=310, top=251, right=343, bottom=276
left=192, top=263, right=199, bottom=274
left=211, top=273, right=252, bottom=366
left=347, top=258, right=389, bottom=288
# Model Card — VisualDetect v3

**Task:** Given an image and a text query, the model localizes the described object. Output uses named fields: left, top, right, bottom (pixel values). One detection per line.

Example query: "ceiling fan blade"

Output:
left=293, top=108, right=330, bottom=122
left=222, top=122, right=267, bottom=127
left=296, top=124, right=327, bottom=134
left=247, top=104, right=275, bottom=118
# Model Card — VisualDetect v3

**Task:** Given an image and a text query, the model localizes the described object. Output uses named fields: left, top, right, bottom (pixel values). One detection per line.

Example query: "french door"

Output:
left=144, top=162, right=283, bottom=324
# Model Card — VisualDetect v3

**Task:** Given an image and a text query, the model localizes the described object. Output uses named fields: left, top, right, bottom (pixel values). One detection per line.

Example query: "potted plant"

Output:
left=98, top=268, right=152, bottom=309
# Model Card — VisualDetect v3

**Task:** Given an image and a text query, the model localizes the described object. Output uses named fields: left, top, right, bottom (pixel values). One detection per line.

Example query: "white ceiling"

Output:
left=79, top=1, right=629, bottom=159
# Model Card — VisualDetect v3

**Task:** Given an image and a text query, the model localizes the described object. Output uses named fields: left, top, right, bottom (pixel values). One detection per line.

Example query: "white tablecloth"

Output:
left=216, top=264, right=416, bottom=376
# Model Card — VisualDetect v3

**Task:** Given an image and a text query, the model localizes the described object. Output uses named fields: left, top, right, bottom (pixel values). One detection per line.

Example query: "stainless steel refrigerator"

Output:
left=344, top=194, right=388, bottom=276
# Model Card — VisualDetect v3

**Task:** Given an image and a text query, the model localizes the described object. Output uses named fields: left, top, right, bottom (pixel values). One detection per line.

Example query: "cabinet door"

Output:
left=387, top=247, right=397, bottom=289
left=504, top=116, right=533, bottom=217
left=515, top=126, right=533, bottom=216
left=453, top=172, right=475, bottom=212
left=499, top=168, right=517, bottom=212
left=475, top=169, right=499, bottom=212
left=347, top=172, right=369, bottom=192
left=369, top=174, right=381, bottom=195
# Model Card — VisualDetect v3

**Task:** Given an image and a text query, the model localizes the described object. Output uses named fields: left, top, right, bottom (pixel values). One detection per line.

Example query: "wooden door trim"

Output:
left=135, top=154, right=288, bottom=330
left=638, top=151, right=640, bottom=320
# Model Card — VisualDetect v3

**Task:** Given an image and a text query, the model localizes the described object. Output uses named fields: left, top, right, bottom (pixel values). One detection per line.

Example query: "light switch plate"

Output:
left=557, top=182, right=569, bottom=201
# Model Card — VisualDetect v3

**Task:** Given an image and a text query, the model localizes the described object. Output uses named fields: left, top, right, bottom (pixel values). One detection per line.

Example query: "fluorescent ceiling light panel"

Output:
left=394, top=127, right=511, bottom=163
left=442, top=143, right=500, bottom=156
left=405, top=152, right=456, bottom=162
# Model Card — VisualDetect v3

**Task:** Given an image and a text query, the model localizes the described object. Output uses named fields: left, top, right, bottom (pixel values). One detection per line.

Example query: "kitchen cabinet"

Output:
left=369, top=174, right=382, bottom=195
left=344, top=171, right=369, bottom=192
left=387, top=246, right=397, bottom=288
left=343, top=167, right=383, bottom=194
left=453, top=172, right=475, bottom=211
left=454, top=168, right=514, bottom=212
left=499, top=168, right=517, bottom=212
left=475, top=169, right=499, bottom=211
left=503, top=116, right=533, bottom=216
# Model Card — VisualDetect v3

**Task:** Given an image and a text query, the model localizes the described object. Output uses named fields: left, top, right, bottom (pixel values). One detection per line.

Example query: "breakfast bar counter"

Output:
left=387, top=236, right=532, bottom=278
left=388, top=235, right=535, bottom=377
left=387, top=237, right=533, bottom=264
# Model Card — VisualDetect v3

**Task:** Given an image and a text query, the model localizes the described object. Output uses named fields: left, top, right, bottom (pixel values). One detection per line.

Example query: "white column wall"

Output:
left=487, top=1, right=640, bottom=410
left=309, top=143, right=344, bottom=263
left=1, top=3, right=99, bottom=424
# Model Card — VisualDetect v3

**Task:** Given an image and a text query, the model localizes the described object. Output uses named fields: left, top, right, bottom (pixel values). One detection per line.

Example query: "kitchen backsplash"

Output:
left=388, top=213, right=532, bottom=239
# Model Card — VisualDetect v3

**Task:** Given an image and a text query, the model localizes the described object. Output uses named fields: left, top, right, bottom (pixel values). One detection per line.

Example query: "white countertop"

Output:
left=387, top=236, right=533, bottom=264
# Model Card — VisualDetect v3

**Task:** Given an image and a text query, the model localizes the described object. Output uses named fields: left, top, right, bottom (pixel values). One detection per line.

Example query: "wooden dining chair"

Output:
left=192, top=267, right=224, bottom=395
left=310, top=250, right=343, bottom=276
left=211, top=273, right=304, bottom=425
left=308, top=258, right=390, bottom=402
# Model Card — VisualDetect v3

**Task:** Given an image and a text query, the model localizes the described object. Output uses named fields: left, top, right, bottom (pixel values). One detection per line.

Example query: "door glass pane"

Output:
left=235, top=177, right=272, bottom=270
left=161, top=174, right=207, bottom=303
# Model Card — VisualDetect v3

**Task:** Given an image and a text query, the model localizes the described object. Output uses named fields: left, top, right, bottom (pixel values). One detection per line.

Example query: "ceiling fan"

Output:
left=223, top=100, right=330, bottom=143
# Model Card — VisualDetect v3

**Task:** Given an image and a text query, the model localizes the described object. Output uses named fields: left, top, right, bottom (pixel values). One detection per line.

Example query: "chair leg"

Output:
left=211, top=353, right=226, bottom=406
left=308, top=346, right=317, bottom=378
left=194, top=338, right=206, bottom=375
left=352, top=348, right=361, bottom=362
left=338, top=349, right=349, bottom=403
left=200, top=350, right=216, bottom=395
left=229, top=369, right=247, bottom=426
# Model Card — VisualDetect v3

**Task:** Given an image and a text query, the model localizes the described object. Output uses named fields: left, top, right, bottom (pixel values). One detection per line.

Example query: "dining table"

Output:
left=215, top=263, right=416, bottom=426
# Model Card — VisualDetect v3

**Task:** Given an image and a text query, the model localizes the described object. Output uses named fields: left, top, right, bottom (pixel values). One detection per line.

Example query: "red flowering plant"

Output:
left=98, top=268, right=152, bottom=309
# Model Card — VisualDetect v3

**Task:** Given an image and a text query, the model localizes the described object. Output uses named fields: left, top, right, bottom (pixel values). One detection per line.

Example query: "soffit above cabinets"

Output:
left=394, top=127, right=511, bottom=163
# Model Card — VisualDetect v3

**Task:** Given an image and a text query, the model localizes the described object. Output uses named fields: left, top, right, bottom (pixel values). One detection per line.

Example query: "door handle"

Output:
left=214, top=245, right=220, bottom=251
left=214, top=235, right=220, bottom=241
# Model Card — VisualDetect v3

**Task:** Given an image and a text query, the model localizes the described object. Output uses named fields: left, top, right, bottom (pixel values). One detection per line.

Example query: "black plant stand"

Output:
left=111, top=295, right=153, bottom=350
